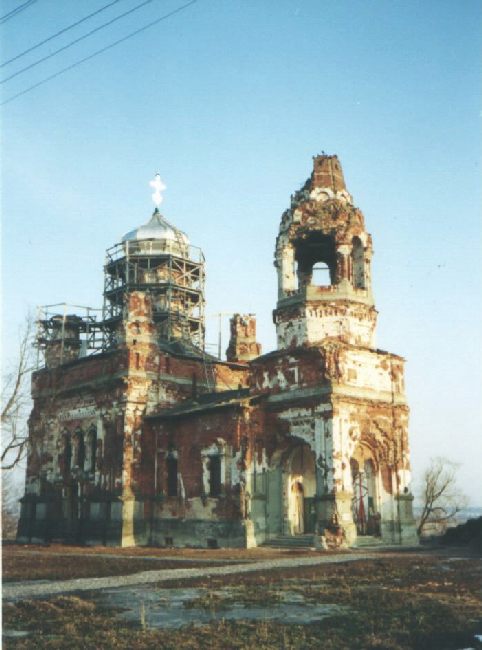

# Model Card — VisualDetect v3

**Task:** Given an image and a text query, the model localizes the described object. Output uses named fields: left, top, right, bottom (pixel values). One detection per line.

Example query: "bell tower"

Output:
left=274, top=155, right=377, bottom=350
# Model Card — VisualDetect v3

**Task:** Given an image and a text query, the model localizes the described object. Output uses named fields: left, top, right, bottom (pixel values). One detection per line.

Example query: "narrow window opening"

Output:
left=77, top=432, right=85, bottom=471
left=89, top=427, right=97, bottom=473
left=167, top=455, right=178, bottom=497
left=63, top=435, right=71, bottom=479
left=208, top=455, right=221, bottom=497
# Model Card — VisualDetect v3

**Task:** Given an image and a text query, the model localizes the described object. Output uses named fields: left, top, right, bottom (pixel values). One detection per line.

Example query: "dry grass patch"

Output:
left=2, top=549, right=227, bottom=582
left=5, top=542, right=320, bottom=560
left=3, top=554, right=481, bottom=650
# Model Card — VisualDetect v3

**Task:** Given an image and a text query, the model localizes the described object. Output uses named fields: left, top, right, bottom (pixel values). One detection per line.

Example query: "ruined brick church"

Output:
left=18, top=155, right=417, bottom=548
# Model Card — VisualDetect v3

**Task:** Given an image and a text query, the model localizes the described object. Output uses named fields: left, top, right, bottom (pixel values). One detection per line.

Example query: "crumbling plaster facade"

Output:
left=18, top=155, right=417, bottom=548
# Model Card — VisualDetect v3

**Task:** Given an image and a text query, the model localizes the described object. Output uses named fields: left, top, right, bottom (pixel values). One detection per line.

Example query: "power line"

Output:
left=2, top=0, right=125, bottom=68
left=1, top=0, right=160, bottom=84
left=0, top=0, right=37, bottom=25
left=1, top=0, right=198, bottom=106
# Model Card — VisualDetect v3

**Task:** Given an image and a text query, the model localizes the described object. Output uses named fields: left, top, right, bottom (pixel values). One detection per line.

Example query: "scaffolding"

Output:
left=35, top=219, right=206, bottom=369
left=103, top=237, right=206, bottom=351
left=35, top=304, right=105, bottom=369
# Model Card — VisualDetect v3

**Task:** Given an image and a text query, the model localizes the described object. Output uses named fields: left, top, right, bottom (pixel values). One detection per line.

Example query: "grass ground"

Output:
left=4, top=542, right=320, bottom=559
left=3, top=548, right=482, bottom=649
left=2, top=552, right=229, bottom=582
left=2, top=543, right=317, bottom=581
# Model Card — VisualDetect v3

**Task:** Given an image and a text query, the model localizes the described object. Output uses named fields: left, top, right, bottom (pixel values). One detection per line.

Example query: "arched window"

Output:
left=351, top=237, right=365, bottom=289
left=295, top=233, right=336, bottom=289
left=166, top=453, right=178, bottom=497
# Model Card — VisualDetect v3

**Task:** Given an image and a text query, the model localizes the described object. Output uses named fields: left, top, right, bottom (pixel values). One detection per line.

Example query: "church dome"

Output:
left=122, top=209, right=190, bottom=247
left=122, top=208, right=189, bottom=256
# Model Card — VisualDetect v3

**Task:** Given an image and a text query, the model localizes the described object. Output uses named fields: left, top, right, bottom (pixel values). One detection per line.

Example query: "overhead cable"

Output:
left=0, top=0, right=37, bottom=25
left=1, top=0, right=198, bottom=106
left=2, top=0, right=125, bottom=68
left=2, top=0, right=160, bottom=84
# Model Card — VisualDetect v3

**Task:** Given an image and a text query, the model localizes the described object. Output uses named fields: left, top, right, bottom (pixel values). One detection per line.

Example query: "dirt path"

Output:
left=3, top=551, right=417, bottom=601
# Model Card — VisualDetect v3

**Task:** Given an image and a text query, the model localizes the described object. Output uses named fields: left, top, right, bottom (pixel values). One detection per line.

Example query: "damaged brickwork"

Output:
left=18, top=155, right=417, bottom=548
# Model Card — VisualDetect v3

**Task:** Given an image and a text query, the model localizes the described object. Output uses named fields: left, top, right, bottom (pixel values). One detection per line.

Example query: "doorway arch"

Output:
left=285, top=443, right=316, bottom=535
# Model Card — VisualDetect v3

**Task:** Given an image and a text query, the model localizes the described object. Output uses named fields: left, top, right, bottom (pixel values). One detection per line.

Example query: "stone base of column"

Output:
left=396, top=494, right=419, bottom=545
left=379, top=494, right=418, bottom=545
left=244, top=519, right=257, bottom=548
left=120, top=497, right=136, bottom=547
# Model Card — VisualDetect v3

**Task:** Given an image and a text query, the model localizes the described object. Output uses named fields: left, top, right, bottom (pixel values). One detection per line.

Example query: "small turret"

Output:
left=42, top=314, right=83, bottom=368
left=226, top=314, right=262, bottom=362
left=312, top=154, right=346, bottom=192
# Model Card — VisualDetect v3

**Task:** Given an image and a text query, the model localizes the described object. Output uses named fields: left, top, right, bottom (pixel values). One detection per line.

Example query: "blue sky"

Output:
left=2, top=0, right=481, bottom=502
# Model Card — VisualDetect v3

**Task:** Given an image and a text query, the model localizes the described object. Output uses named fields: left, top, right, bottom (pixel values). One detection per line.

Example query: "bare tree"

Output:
left=417, top=456, right=467, bottom=537
left=1, top=315, right=34, bottom=470
left=1, top=471, right=21, bottom=539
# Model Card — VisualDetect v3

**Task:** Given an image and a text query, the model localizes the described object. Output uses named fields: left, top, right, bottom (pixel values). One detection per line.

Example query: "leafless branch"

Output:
left=2, top=471, right=21, bottom=539
left=417, top=456, right=467, bottom=536
left=1, top=315, right=35, bottom=471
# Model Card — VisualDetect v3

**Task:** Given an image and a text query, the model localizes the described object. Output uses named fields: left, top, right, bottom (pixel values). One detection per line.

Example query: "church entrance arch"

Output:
left=284, top=443, right=316, bottom=535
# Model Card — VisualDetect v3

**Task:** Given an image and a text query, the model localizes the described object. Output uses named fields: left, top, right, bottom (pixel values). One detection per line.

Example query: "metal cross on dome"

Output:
left=149, top=173, right=166, bottom=208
